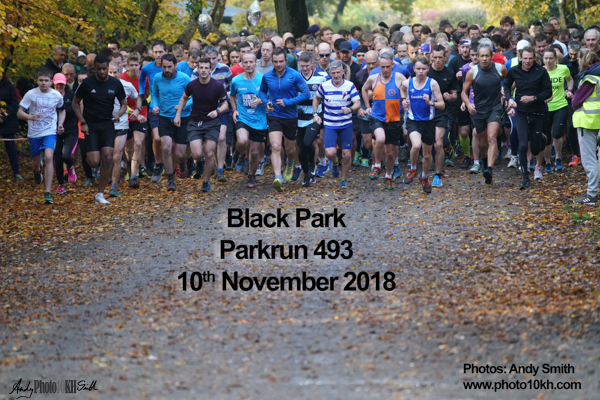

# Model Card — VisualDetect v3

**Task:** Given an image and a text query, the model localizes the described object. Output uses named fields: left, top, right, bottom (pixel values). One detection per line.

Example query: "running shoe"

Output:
left=95, top=192, right=110, bottom=205
left=83, top=178, right=94, bottom=187
left=501, top=145, right=510, bottom=159
left=273, top=177, right=284, bottom=192
left=385, top=177, right=393, bottom=190
left=200, top=181, right=211, bottom=192
left=352, top=153, right=360, bottom=166
left=507, top=156, right=518, bottom=169
left=236, top=155, right=245, bottom=173
left=14, top=174, right=24, bottom=182
left=445, top=157, right=454, bottom=168
left=360, top=158, right=369, bottom=167
left=555, top=158, right=564, bottom=171
left=544, top=163, right=553, bottom=174
left=431, top=174, right=443, bottom=187
left=34, top=171, right=43, bottom=185
left=551, top=145, right=555, bottom=158
left=151, top=164, right=162, bottom=183
left=167, top=179, right=176, bottom=191
left=469, top=163, right=481, bottom=174
left=129, top=175, right=139, bottom=188
left=332, top=164, right=340, bottom=178
left=93, top=167, right=101, bottom=180
left=247, top=175, right=256, bottom=188
left=316, top=164, right=328, bottom=177
left=429, top=163, right=436, bottom=172
left=291, top=166, right=302, bottom=182
left=67, top=166, right=77, bottom=183
left=284, top=165, right=294, bottom=182
left=392, top=165, right=403, bottom=180
left=460, top=156, right=471, bottom=169
left=216, top=169, right=226, bottom=182
left=404, top=169, right=417, bottom=184
left=369, top=166, right=382, bottom=180
left=44, top=192, right=53, bottom=205
left=568, top=155, right=580, bottom=167
left=519, top=178, right=531, bottom=190
left=302, top=174, right=312, bottom=187
left=573, top=194, right=598, bottom=205
left=256, top=159, right=266, bottom=176
left=139, top=165, right=150, bottom=178
left=483, top=167, right=493, bottom=185
left=179, top=163, right=188, bottom=178
left=421, top=177, right=432, bottom=193
left=528, top=158, right=535, bottom=171
left=340, top=180, right=349, bottom=189
left=109, top=187, right=122, bottom=197
left=55, top=184, right=67, bottom=194
left=534, top=166, right=543, bottom=180
left=398, top=146, right=408, bottom=162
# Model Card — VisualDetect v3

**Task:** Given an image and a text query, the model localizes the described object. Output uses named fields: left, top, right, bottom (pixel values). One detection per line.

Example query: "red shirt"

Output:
left=492, top=52, right=507, bottom=65
left=119, top=71, right=149, bottom=119
left=230, top=63, right=244, bottom=77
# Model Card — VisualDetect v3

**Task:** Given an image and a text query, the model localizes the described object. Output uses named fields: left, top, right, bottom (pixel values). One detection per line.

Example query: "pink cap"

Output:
left=53, top=73, right=67, bottom=85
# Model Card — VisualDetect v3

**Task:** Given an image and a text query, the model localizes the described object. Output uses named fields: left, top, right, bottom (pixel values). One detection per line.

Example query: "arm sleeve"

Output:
left=572, top=82, right=595, bottom=110
left=138, top=67, right=147, bottom=95
left=503, top=70, right=515, bottom=99
left=150, top=77, right=159, bottom=110
left=350, top=85, right=360, bottom=102
left=282, top=74, right=310, bottom=107
left=259, top=74, right=269, bottom=106
left=537, top=69, right=553, bottom=103
left=229, top=80, right=238, bottom=97
left=19, top=91, right=31, bottom=110
left=56, top=92, right=64, bottom=110
left=116, top=81, right=126, bottom=101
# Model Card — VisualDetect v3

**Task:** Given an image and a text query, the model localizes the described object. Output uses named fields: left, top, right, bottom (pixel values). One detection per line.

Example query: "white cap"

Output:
left=516, top=40, right=530, bottom=51
left=78, top=51, right=86, bottom=58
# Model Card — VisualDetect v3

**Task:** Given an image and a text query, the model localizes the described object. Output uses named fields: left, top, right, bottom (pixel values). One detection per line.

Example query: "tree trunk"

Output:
left=94, top=0, right=106, bottom=45
left=558, top=0, right=567, bottom=27
left=573, top=0, right=579, bottom=21
left=177, top=9, right=203, bottom=43
left=139, top=0, right=161, bottom=35
left=210, top=0, right=227, bottom=32
left=274, top=0, right=310, bottom=37
left=333, top=0, right=348, bottom=24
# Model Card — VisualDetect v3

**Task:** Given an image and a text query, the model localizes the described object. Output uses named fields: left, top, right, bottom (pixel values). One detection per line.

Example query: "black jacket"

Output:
left=44, top=58, right=62, bottom=76
left=0, top=78, right=19, bottom=134
left=503, top=62, right=552, bottom=113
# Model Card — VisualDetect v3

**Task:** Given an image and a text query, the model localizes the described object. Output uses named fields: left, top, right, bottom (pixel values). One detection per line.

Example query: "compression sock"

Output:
left=460, top=136, right=471, bottom=156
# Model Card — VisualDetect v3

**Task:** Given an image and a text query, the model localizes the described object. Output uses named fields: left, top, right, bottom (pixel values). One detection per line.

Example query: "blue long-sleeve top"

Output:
left=259, top=67, right=310, bottom=119
left=138, top=61, right=162, bottom=96
left=150, top=72, right=193, bottom=119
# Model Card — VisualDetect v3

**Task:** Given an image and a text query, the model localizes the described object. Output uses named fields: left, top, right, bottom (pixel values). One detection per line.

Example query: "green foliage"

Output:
left=566, top=205, right=600, bottom=239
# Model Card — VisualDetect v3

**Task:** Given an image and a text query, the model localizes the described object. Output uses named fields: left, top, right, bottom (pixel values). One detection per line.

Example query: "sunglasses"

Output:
left=318, top=53, right=331, bottom=57
left=509, top=33, right=522, bottom=37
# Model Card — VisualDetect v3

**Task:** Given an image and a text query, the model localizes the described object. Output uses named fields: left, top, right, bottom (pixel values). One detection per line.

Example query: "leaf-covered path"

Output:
left=1, top=159, right=599, bottom=399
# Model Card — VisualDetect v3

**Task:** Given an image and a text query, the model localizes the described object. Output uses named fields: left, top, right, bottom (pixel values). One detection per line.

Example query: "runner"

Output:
left=177, top=48, right=201, bottom=77
left=229, top=52, right=268, bottom=188
left=259, top=48, right=310, bottom=192
left=362, top=52, right=407, bottom=190
left=504, top=45, right=552, bottom=189
left=174, top=57, right=228, bottom=193
left=107, top=61, right=138, bottom=196
left=461, top=44, right=508, bottom=185
left=139, top=40, right=168, bottom=183
left=427, top=45, right=459, bottom=187
left=354, top=50, right=379, bottom=168
left=119, top=52, right=149, bottom=188
left=296, top=51, right=328, bottom=187
left=150, top=54, right=192, bottom=191
left=72, top=55, right=127, bottom=204
left=313, top=60, right=361, bottom=188
left=542, top=48, right=573, bottom=172
left=17, top=68, right=65, bottom=204
left=401, top=56, right=445, bottom=193
left=52, top=73, right=79, bottom=195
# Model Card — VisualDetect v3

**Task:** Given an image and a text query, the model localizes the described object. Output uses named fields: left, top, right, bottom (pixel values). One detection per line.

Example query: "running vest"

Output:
left=371, top=73, right=402, bottom=123
left=573, top=74, right=600, bottom=130
left=472, top=63, right=503, bottom=114
left=297, top=70, right=328, bottom=128
left=407, top=77, right=434, bottom=121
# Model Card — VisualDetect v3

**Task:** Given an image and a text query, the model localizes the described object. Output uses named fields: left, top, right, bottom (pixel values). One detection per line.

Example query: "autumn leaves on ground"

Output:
left=0, top=151, right=599, bottom=398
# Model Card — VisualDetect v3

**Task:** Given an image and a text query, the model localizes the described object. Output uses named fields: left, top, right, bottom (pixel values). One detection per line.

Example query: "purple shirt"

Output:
left=185, top=78, right=228, bottom=122
left=462, top=63, right=475, bottom=103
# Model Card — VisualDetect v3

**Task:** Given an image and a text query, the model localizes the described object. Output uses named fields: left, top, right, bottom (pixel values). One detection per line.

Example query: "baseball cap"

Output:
left=418, top=44, right=431, bottom=53
left=239, top=29, right=250, bottom=37
left=458, top=39, right=471, bottom=46
left=339, top=41, right=353, bottom=53
left=516, top=40, right=530, bottom=51
left=349, top=39, right=359, bottom=51
left=307, top=24, right=320, bottom=35
left=77, top=51, right=86, bottom=58
left=53, top=73, right=67, bottom=85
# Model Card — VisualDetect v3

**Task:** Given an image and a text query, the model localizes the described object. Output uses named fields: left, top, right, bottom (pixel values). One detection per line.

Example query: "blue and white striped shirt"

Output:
left=316, top=79, right=359, bottom=128
left=298, top=70, right=328, bottom=128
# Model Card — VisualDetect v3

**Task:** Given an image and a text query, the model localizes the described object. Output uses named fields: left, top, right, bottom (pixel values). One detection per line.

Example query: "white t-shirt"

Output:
left=19, top=88, right=64, bottom=138
left=113, top=79, right=138, bottom=130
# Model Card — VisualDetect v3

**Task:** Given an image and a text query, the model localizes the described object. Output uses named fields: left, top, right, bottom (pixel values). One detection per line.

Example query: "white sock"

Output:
left=374, top=163, right=381, bottom=168
left=421, top=172, right=427, bottom=179
left=411, top=164, right=416, bottom=170
left=395, top=157, right=399, bottom=165
left=474, top=160, right=480, bottom=165
left=385, top=173, right=392, bottom=179
left=320, top=157, right=327, bottom=166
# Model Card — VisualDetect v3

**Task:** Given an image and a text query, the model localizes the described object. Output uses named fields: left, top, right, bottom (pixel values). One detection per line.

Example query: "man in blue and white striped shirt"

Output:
left=312, top=61, right=360, bottom=188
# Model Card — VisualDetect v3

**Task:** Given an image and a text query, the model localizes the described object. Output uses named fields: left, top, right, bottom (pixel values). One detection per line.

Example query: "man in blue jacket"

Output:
left=259, top=48, right=310, bottom=192
left=150, top=54, right=192, bottom=191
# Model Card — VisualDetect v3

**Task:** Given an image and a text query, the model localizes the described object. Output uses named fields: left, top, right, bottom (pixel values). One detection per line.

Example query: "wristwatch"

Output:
left=80, top=121, right=87, bottom=126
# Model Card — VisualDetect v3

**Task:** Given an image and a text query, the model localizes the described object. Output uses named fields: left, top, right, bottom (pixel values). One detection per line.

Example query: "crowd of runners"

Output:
left=2, top=16, right=600, bottom=205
